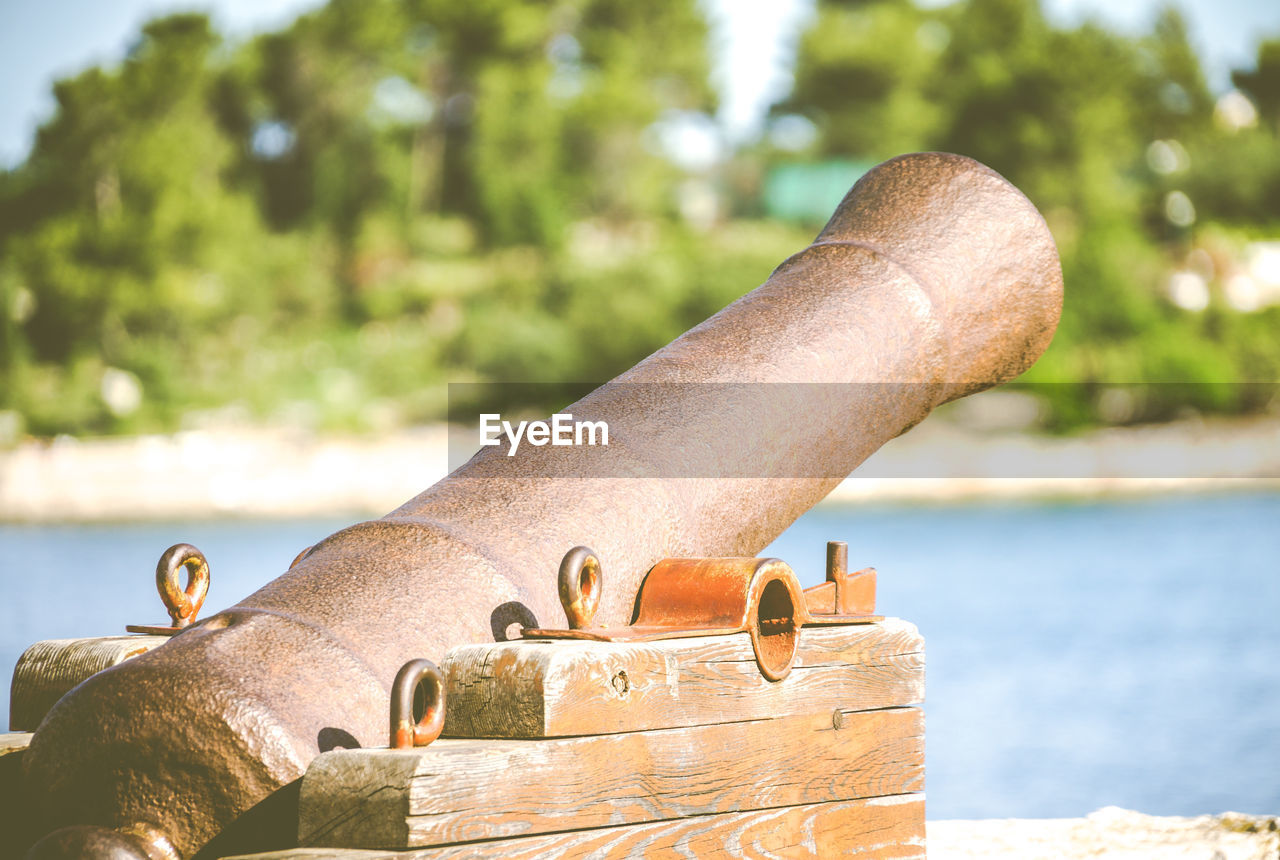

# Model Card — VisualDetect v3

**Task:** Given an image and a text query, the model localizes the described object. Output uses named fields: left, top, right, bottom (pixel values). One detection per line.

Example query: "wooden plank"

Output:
left=442, top=619, right=923, bottom=738
left=9, top=634, right=167, bottom=730
left=234, top=794, right=925, bottom=859
left=0, top=732, right=32, bottom=757
left=299, top=707, right=922, bottom=849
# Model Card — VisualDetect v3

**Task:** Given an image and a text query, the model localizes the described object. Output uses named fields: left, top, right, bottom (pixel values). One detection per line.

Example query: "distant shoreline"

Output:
left=1, top=416, right=1277, bottom=522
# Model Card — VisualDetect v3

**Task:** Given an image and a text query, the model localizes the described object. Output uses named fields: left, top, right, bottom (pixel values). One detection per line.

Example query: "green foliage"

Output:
left=0, top=1, right=718, bottom=435
left=1233, top=38, right=1280, bottom=132
left=776, top=0, right=945, bottom=159
left=772, top=0, right=1280, bottom=429
left=1, top=0, right=1278, bottom=439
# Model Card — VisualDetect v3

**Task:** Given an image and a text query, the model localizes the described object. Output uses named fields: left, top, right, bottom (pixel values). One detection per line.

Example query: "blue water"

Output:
left=2, top=491, right=1278, bottom=820
left=765, top=490, right=1280, bottom=820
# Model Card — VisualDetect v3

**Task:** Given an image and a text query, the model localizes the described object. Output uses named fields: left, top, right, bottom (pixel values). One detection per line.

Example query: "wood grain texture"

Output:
left=442, top=619, right=923, bottom=739
left=237, top=794, right=924, bottom=859
left=299, top=707, right=922, bottom=849
left=8, top=634, right=167, bottom=730
left=0, top=733, right=32, bottom=756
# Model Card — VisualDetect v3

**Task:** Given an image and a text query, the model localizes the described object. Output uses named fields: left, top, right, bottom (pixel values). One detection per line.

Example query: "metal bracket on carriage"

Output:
left=522, top=542, right=881, bottom=682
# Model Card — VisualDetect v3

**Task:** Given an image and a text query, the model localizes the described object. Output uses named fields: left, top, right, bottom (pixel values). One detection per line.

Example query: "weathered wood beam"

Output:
left=300, top=707, right=922, bottom=849
left=235, top=795, right=926, bottom=860
left=443, top=619, right=924, bottom=738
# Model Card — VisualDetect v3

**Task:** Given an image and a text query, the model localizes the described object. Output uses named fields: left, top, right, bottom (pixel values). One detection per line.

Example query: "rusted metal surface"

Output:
left=389, top=659, right=445, bottom=750
left=25, top=824, right=177, bottom=860
left=18, top=152, right=1063, bottom=858
left=125, top=544, right=209, bottom=636
left=526, top=543, right=882, bottom=680
left=531, top=554, right=808, bottom=681
left=804, top=540, right=878, bottom=621
left=556, top=546, right=602, bottom=630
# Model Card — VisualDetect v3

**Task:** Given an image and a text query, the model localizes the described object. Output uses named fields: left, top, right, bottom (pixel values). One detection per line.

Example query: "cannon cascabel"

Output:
left=21, top=152, right=1063, bottom=858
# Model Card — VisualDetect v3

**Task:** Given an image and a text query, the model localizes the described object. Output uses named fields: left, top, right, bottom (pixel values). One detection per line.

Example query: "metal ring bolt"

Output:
left=558, top=546, right=602, bottom=630
left=156, top=544, right=209, bottom=629
left=390, top=658, right=446, bottom=749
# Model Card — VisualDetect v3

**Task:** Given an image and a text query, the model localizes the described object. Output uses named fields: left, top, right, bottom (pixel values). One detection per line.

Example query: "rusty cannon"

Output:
left=16, top=152, right=1063, bottom=859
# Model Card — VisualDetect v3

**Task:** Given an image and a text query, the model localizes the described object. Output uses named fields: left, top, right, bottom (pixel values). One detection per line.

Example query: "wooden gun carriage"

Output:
left=6, top=542, right=923, bottom=858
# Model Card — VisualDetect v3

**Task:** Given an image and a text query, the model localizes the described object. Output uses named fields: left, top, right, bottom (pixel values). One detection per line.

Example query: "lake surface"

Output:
left=2, top=490, right=1278, bottom=820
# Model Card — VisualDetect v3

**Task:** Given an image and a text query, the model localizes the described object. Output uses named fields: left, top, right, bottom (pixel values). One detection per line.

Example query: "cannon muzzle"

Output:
left=19, top=152, right=1062, bottom=857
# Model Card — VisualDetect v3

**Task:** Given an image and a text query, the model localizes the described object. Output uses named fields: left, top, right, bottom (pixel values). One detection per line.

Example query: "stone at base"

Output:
left=928, top=807, right=1280, bottom=860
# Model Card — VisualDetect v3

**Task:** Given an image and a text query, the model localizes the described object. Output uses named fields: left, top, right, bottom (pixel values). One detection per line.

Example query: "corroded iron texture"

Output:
left=526, top=553, right=811, bottom=681
left=20, top=152, right=1063, bottom=858
left=524, top=545, right=881, bottom=681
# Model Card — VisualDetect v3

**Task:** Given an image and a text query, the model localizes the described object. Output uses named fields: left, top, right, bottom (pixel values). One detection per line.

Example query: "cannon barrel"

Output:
left=21, top=152, right=1063, bottom=859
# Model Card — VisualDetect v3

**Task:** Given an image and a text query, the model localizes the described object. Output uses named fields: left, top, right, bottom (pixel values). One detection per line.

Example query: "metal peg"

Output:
left=826, top=540, right=848, bottom=610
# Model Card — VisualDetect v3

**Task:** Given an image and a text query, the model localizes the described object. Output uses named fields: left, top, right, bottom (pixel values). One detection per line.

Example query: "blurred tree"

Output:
left=2, top=0, right=1275, bottom=437
left=772, top=0, right=1280, bottom=427
left=0, top=0, right=720, bottom=433
left=1233, top=38, right=1280, bottom=133
left=1194, top=39, right=1280, bottom=227
left=234, top=0, right=713, bottom=248
left=216, top=0, right=715, bottom=323
left=0, top=15, right=300, bottom=432
left=774, top=0, right=944, bottom=160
